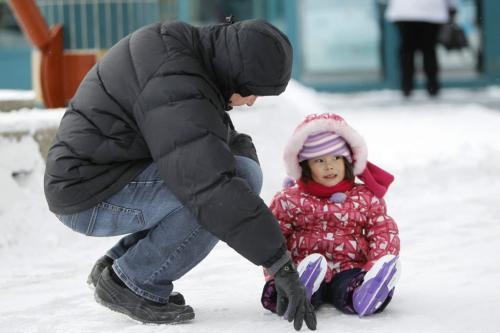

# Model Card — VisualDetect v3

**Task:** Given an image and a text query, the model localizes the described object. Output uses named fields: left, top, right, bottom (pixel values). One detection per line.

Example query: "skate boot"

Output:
left=353, top=254, right=401, bottom=317
left=297, top=253, right=327, bottom=300
left=283, top=253, right=327, bottom=319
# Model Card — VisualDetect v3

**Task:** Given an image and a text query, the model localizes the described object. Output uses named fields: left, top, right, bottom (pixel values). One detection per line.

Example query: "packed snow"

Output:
left=1, top=82, right=499, bottom=332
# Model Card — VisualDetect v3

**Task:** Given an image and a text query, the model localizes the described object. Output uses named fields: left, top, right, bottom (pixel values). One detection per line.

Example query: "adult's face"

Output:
left=228, top=93, right=257, bottom=107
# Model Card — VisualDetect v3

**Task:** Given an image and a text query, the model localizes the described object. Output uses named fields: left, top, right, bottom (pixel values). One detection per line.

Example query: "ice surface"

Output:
left=1, top=82, right=499, bottom=332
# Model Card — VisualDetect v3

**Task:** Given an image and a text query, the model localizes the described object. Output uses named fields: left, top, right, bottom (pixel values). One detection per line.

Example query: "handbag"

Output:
left=438, top=22, right=469, bottom=51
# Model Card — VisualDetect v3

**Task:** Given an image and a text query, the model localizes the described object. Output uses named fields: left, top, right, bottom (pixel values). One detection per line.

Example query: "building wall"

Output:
left=1, top=0, right=498, bottom=92
left=0, top=3, right=32, bottom=89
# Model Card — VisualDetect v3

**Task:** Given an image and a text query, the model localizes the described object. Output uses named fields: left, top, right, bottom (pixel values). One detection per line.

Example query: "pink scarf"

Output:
left=297, top=178, right=354, bottom=198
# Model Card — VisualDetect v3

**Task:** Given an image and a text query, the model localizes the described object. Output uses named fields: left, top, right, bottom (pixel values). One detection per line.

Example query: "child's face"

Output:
left=307, top=155, right=346, bottom=187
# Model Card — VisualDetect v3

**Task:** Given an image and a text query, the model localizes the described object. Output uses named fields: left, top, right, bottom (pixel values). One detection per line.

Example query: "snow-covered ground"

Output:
left=1, top=82, right=499, bottom=332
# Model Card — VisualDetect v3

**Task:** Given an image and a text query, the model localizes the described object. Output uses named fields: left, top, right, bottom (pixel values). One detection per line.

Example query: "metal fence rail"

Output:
left=36, top=0, right=171, bottom=50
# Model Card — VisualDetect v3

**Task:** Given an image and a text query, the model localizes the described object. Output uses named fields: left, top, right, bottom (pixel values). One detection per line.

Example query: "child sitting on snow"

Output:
left=262, top=113, right=401, bottom=317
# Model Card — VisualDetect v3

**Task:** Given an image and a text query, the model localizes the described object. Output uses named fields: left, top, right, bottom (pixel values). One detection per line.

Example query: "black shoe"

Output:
left=88, top=255, right=186, bottom=305
left=87, top=255, right=114, bottom=288
left=426, top=81, right=440, bottom=97
left=95, top=267, right=195, bottom=324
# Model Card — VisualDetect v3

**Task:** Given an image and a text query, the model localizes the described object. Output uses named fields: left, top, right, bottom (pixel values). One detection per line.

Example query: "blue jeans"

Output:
left=56, top=156, right=263, bottom=303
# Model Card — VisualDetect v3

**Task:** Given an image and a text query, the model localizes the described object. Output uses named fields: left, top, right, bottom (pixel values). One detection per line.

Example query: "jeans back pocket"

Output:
left=87, top=202, right=146, bottom=236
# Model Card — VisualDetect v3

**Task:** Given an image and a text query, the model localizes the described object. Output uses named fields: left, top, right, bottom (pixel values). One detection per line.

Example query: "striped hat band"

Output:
left=298, top=131, right=352, bottom=162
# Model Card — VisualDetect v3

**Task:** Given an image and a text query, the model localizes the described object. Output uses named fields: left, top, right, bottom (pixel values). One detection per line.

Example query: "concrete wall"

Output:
left=0, top=126, right=57, bottom=162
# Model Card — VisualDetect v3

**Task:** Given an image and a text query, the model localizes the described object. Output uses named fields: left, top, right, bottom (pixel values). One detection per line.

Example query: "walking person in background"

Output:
left=386, top=0, right=458, bottom=97
left=44, top=18, right=316, bottom=331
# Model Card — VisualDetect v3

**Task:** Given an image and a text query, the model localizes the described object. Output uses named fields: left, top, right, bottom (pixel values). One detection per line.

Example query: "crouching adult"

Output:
left=44, top=18, right=316, bottom=331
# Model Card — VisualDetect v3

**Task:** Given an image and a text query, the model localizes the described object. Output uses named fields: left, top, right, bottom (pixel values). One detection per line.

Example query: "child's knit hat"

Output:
left=298, top=132, right=352, bottom=163
left=283, top=113, right=394, bottom=198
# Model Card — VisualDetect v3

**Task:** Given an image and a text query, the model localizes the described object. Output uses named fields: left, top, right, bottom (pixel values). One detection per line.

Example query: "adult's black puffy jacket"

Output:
left=44, top=19, right=292, bottom=269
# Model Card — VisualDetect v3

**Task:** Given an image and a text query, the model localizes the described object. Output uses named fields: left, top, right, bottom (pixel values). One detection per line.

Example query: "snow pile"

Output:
left=0, top=108, right=64, bottom=249
left=0, top=108, right=64, bottom=132
left=1, top=83, right=500, bottom=332
left=0, top=90, right=35, bottom=101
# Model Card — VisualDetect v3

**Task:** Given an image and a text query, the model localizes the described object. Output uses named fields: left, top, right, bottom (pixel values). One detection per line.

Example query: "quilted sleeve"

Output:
left=135, top=94, right=286, bottom=268
left=263, top=191, right=296, bottom=281
left=269, top=191, right=297, bottom=240
left=362, top=195, right=400, bottom=271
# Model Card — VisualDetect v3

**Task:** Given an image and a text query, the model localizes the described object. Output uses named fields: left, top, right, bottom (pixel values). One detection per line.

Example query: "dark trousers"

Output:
left=396, top=21, right=441, bottom=96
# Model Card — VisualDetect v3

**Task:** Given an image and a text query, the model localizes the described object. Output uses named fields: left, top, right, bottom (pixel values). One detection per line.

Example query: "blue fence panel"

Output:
left=37, top=0, right=161, bottom=50
left=0, top=47, right=32, bottom=89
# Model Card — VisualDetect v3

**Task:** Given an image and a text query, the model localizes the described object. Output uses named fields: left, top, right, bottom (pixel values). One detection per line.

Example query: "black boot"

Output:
left=426, top=80, right=440, bottom=97
left=87, top=255, right=186, bottom=305
left=95, top=267, right=194, bottom=324
left=87, top=255, right=114, bottom=288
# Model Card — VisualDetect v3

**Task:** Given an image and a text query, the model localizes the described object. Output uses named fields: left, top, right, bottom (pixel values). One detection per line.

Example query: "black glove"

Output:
left=274, top=261, right=317, bottom=331
left=228, top=130, right=260, bottom=164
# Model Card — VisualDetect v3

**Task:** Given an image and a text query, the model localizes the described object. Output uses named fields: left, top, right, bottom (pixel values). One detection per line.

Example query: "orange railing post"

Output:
left=8, top=0, right=52, bottom=50
left=8, top=0, right=65, bottom=108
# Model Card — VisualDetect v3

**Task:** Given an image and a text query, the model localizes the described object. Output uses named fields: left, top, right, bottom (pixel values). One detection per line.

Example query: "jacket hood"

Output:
left=198, top=19, right=293, bottom=102
left=283, top=113, right=368, bottom=180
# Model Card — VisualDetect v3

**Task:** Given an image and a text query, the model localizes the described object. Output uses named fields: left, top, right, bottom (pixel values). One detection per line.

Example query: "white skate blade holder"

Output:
left=355, top=254, right=402, bottom=317
left=364, top=254, right=401, bottom=291
left=297, top=253, right=328, bottom=296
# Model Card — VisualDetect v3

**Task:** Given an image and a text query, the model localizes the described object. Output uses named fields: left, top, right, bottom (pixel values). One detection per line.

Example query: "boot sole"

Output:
left=355, top=255, right=401, bottom=317
left=94, top=292, right=195, bottom=325
left=297, top=253, right=327, bottom=299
